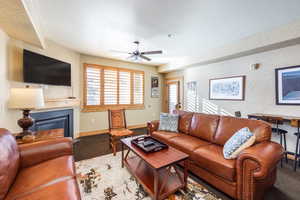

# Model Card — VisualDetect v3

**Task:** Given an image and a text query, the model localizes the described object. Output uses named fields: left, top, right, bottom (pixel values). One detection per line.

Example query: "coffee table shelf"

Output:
left=121, top=136, right=189, bottom=200
left=124, top=156, right=184, bottom=200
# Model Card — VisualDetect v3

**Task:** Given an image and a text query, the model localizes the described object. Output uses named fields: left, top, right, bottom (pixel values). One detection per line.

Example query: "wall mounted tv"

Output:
left=23, top=50, right=71, bottom=86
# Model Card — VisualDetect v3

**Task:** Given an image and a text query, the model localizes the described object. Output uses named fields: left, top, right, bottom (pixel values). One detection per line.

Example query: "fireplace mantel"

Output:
left=35, top=98, right=80, bottom=111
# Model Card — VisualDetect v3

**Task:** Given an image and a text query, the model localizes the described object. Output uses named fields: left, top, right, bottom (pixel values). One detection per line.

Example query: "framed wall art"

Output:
left=151, top=76, right=159, bottom=98
left=209, top=76, right=245, bottom=100
left=276, top=65, right=300, bottom=105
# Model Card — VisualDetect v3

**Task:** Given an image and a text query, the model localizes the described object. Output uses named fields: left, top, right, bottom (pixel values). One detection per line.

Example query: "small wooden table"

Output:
left=15, top=129, right=64, bottom=145
left=121, top=137, right=189, bottom=200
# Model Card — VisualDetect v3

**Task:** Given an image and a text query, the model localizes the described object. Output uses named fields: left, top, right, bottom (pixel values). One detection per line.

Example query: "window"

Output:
left=83, top=64, right=144, bottom=112
left=167, top=82, right=179, bottom=113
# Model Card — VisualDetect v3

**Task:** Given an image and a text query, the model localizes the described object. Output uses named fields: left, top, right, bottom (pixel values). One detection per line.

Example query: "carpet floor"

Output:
left=76, top=152, right=222, bottom=200
left=74, top=130, right=300, bottom=200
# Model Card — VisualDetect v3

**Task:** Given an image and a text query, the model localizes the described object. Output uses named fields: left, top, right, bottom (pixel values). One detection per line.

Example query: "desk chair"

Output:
left=234, top=111, right=241, bottom=118
left=260, top=116, right=288, bottom=166
left=108, top=109, right=133, bottom=156
left=291, top=119, right=300, bottom=171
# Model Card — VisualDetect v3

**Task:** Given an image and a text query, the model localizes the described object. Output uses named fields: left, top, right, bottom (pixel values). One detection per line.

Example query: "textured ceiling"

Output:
left=0, top=0, right=43, bottom=47
left=32, top=0, right=300, bottom=66
left=3, top=0, right=300, bottom=69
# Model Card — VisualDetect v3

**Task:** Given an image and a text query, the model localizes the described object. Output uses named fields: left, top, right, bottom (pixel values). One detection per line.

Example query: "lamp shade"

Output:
left=8, top=88, right=45, bottom=109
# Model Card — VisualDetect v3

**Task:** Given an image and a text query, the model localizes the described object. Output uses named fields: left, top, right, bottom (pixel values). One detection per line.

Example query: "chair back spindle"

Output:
left=108, top=109, right=127, bottom=130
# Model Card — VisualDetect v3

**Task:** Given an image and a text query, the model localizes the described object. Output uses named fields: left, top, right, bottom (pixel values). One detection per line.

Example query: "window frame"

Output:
left=82, top=63, right=145, bottom=112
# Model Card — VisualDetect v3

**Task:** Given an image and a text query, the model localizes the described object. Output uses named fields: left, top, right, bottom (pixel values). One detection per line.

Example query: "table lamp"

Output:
left=8, top=87, right=45, bottom=136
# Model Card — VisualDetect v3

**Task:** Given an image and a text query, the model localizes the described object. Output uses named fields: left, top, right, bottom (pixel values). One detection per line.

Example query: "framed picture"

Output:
left=275, top=65, right=300, bottom=105
left=151, top=76, right=159, bottom=98
left=209, top=76, right=245, bottom=100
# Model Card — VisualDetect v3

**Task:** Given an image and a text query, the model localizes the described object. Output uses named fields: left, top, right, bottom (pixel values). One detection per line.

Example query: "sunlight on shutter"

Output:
left=86, top=67, right=101, bottom=105
left=186, top=82, right=197, bottom=112
left=119, top=71, right=131, bottom=104
left=104, top=69, right=118, bottom=105
left=133, top=72, right=144, bottom=104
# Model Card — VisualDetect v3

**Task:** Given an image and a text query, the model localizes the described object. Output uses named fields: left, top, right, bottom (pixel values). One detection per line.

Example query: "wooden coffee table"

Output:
left=121, top=136, right=189, bottom=200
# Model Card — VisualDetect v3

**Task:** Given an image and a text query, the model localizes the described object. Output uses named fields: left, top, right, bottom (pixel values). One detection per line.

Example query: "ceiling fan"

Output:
left=111, top=41, right=162, bottom=61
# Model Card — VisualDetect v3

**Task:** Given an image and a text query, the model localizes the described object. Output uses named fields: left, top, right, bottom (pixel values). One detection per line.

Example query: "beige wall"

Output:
left=0, top=27, right=162, bottom=136
left=79, top=55, right=162, bottom=133
left=0, top=28, right=81, bottom=137
left=0, top=29, right=17, bottom=131
left=166, top=44, right=300, bottom=151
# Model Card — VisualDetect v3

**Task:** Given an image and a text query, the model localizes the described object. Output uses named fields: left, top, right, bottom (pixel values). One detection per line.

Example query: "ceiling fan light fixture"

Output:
left=111, top=41, right=162, bottom=62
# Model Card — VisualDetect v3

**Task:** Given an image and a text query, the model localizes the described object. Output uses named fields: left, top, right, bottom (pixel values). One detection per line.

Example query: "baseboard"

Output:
left=79, top=124, right=147, bottom=137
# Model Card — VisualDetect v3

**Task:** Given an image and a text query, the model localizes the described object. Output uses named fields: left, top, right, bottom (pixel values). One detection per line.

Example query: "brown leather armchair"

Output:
left=147, top=111, right=284, bottom=200
left=0, top=128, right=81, bottom=200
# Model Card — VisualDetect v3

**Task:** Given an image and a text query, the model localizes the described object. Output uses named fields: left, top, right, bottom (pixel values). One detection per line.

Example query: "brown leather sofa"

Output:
left=0, top=128, right=81, bottom=200
left=147, top=111, right=284, bottom=200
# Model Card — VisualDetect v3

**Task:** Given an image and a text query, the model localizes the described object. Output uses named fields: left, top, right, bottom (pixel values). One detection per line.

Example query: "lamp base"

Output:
left=17, top=109, right=35, bottom=137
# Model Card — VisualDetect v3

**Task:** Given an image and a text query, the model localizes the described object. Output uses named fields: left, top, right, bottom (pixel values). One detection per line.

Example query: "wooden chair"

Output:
left=291, top=119, right=300, bottom=171
left=259, top=116, right=288, bottom=166
left=108, top=109, right=133, bottom=156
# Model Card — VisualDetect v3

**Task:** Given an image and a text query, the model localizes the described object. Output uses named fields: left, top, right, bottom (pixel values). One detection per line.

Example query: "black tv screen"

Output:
left=23, top=50, right=71, bottom=86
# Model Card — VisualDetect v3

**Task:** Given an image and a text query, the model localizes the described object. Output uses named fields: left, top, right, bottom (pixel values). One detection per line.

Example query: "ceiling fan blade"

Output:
left=126, top=54, right=135, bottom=60
left=110, top=50, right=131, bottom=54
left=139, top=55, right=151, bottom=61
left=141, top=50, right=162, bottom=55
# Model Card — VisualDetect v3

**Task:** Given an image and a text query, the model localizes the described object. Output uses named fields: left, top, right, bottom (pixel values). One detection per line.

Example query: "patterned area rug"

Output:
left=76, top=152, right=222, bottom=200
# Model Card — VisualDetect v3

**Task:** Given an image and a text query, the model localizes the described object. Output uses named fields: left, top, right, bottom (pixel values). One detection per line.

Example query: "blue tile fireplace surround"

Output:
left=30, top=109, right=74, bottom=138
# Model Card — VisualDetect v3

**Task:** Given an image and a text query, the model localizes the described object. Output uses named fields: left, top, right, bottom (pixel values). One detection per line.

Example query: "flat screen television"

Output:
left=23, top=49, right=71, bottom=86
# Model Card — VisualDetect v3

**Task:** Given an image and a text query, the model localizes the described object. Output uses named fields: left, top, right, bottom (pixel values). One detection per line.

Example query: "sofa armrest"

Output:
left=236, top=141, right=284, bottom=200
left=19, top=137, right=73, bottom=168
left=237, top=141, right=283, bottom=179
left=147, top=120, right=159, bottom=135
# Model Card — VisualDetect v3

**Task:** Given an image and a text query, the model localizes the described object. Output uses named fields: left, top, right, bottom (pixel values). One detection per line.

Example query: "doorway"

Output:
left=164, top=78, right=182, bottom=113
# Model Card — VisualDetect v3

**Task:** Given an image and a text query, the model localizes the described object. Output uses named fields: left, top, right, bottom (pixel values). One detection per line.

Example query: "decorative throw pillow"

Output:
left=158, top=113, right=179, bottom=132
left=223, top=127, right=256, bottom=159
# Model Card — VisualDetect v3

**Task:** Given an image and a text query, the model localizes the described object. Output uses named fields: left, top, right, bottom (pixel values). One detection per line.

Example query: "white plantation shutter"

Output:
left=133, top=72, right=144, bottom=104
left=86, top=67, right=101, bottom=106
left=84, top=64, right=144, bottom=110
left=119, top=71, right=131, bottom=104
left=104, top=69, right=118, bottom=105
left=168, top=83, right=178, bottom=113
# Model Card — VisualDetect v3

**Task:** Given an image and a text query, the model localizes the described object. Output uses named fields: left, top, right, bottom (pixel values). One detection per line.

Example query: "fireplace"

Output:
left=30, top=109, right=74, bottom=138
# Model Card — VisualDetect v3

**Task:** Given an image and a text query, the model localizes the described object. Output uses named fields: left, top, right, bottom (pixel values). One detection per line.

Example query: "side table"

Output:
left=15, top=128, right=64, bottom=145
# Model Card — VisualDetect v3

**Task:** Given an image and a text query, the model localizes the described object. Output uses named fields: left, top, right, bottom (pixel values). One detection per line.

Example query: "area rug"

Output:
left=75, top=152, right=222, bottom=200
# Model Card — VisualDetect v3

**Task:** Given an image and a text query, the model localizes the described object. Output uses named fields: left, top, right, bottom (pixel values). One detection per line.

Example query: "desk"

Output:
left=15, top=128, right=64, bottom=145
left=248, top=113, right=300, bottom=161
left=248, top=113, right=300, bottom=122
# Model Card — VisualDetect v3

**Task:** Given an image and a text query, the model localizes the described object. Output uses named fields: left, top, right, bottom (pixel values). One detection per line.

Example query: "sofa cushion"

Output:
left=158, top=113, right=179, bottom=132
left=191, top=145, right=236, bottom=181
left=6, top=156, right=75, bottom=199
left=214, top=116, right=271, bottom=146
left=11, top=178, right=80, bottom=200
left=168, top=134, right=211, bottom=155
left=190, top=113, right=220, bottom=142
left=0, top=129, right=20, bottom=200
left=151, top=131, right=181, bottom=144
left=173, top=110, right=194, bottom=134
